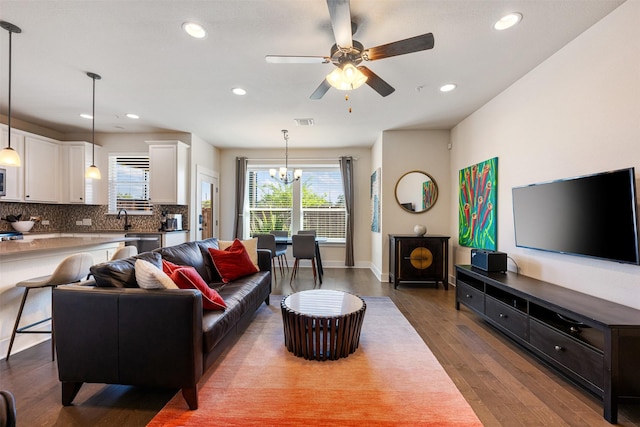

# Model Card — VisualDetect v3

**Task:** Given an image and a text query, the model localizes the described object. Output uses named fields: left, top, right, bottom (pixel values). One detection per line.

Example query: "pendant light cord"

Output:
left=7, top=30, right=12, bottom=147
left=92, top=74, right=96, bottom=164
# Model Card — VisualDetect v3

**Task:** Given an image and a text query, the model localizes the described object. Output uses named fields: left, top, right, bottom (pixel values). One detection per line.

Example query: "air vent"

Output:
left=294, top=118, right=315, bottom=126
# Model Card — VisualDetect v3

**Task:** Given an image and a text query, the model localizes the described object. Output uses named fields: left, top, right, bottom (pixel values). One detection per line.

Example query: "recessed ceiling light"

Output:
left=232, top=87, right=247, bottom=96
left=494, top=13, right=522, bottom=30
left=182, top=22, right=207, bottom=39
left=126, top=113, right=140, bottom=119
left=80, top=113, right=92, bottom=119
left=440, top=83, right=457, bottom=92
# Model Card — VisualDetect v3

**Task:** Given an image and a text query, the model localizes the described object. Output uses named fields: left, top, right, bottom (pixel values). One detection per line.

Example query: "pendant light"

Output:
left=0, top=21, right=22, bottom=167
left=269, top=130, right=301, bottom=184
left=85, top=72, right=102, bottom=179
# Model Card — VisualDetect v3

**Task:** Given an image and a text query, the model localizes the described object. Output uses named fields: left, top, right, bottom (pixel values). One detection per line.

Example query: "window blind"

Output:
left=108, top=155, right=153, bottom=214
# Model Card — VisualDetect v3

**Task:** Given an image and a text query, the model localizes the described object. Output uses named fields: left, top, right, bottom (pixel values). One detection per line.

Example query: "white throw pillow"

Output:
left=218, top=238, right=259, bottom=268
left=135, top=259, right=179, bottom=289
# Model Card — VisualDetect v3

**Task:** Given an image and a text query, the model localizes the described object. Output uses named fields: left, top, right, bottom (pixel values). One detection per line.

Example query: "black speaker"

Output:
left=471, top=249, right=507, bottom=272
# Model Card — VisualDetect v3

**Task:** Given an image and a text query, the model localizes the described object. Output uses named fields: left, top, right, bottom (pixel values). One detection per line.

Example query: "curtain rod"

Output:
left=248, top=157, right=358, bottom=162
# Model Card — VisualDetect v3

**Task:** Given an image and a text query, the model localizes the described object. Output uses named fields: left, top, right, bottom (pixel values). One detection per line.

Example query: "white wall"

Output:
left=377, top=130, right=451, bottom=281
left=450, top=0, right=640, bottom=309
left=218, top=147, right=372, bottom=268
left=188, top=134, right=219, bottom=241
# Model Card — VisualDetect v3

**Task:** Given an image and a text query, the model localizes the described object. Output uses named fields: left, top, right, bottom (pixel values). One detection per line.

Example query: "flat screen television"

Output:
left=512, top=167, right=640, bottom=265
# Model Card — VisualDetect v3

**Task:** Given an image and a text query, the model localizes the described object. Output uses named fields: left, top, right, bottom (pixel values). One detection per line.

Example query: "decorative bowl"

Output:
left=11, top=220, right=35, bottom=232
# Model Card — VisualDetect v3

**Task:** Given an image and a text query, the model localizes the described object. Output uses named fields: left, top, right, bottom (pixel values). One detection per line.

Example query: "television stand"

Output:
left=455, top=265, right=640, bottom=424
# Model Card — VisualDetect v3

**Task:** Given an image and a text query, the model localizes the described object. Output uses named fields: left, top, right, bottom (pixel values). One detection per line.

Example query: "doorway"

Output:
left=196, top=166, right=219, bottom=241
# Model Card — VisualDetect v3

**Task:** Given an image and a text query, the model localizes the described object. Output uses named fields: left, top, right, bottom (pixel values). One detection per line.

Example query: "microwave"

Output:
left=0, top=168, right=6, bottom=196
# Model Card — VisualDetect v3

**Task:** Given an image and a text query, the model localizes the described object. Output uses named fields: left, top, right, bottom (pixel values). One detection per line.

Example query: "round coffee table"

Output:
left=281, top=289, right=366, bottom=361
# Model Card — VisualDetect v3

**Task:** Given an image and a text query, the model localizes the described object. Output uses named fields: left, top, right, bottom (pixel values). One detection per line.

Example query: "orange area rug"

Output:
left=148, top=296, right=482, bottom=426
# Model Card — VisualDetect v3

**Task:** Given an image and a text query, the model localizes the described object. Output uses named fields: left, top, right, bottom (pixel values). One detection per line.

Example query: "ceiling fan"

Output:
left=265, top=0, right=435, bottom=99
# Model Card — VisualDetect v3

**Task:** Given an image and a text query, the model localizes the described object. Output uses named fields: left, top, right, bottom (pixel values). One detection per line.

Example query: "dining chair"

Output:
left=290, top=234, right=318, bottom=286
left=269, top=230, right=289, bottom=272
left=256, top=233, right=282, bottom=278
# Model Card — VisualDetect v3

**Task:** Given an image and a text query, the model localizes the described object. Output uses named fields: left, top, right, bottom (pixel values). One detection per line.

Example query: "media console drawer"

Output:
left=456, top=281, right=484, bottom=313
left=530, top=319, right=604, bottom=389
left=485, top=297, right=528, bottom=340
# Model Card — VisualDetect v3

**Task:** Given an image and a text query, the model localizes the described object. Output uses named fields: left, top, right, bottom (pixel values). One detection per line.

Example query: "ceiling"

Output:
left=0, top=0, right=625, bottom=149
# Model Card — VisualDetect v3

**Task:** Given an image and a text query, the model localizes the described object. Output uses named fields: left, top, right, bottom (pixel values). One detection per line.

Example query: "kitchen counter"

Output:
left=0, top=235, right=137, bottom=257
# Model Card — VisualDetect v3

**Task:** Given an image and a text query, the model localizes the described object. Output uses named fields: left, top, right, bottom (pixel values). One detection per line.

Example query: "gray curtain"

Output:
left=233, top=157, right=247, bottom=239
left=339, top=156, right=354, bottom=266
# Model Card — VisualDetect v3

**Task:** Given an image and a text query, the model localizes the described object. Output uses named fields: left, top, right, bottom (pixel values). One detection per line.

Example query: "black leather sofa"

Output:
left=52, top=238, right=271, bottom=410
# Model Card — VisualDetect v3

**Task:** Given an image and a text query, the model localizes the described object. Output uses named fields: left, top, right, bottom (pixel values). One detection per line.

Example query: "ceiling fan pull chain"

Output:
left=345, top=94, right=352, bottom=113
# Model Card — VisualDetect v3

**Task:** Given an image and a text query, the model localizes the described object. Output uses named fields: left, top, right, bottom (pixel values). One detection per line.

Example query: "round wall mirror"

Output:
left=395, top=170, right=438, bottom=213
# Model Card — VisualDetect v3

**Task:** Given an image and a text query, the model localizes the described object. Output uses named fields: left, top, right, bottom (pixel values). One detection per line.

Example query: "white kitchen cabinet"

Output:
left=0, top=125, right=25, bottom=201
left=24, top=136, right=59, bottom=203
left=147, top=140, right=189, bottom=205
left=61, top=142, right=106, bottom=205
left=162, top=231, right=188, bottom=247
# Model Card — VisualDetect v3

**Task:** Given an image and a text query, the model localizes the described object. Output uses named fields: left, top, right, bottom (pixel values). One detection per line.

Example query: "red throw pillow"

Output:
left=162, top=259, right=184, bottom=275
left=170, top=266, right=226, bottom=310
left=207, top=239, right=259, bottom=283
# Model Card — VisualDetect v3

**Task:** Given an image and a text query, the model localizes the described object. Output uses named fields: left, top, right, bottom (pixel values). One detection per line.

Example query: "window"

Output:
left=246, top=165, right=346, bottom=242
left=108, top=154, right=153, bottom=214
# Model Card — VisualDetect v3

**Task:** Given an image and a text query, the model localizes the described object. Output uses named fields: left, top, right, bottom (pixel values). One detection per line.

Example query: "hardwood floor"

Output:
left=2, top=267, right=639, bottom=426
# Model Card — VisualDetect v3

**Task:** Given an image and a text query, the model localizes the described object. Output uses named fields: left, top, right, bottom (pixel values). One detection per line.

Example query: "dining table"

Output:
left=274, top=236, right=327, bottom=283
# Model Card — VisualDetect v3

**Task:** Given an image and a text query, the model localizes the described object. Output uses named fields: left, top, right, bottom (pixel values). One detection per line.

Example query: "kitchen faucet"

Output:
left=116, top=209, right=132, bottom=231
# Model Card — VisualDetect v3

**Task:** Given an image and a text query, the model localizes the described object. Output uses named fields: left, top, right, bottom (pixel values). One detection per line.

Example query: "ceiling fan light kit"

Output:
left=326, top=63, right=367, bottom=90
left=266, top=0, right=434, bottom=99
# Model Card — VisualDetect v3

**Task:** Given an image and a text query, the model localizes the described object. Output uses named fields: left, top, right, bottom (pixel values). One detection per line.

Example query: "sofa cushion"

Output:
left=196, top=238, right=222, bottom=283
left=207, top=240, right=259, bottom=283
left=201, top=271, right=271, bottom=353
left=170, top=266, right=226, bottom=310
left=135, top=259, right=178, bottom=290
left=156, top=241, right=209, bottom=283
left=218, top=238, right=258, bottom=267
left=91, top=251, right=162, bottom=288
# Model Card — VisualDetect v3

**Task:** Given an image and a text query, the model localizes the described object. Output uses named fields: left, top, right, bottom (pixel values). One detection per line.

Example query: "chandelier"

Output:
left=270, top=130, right=301, bottom=184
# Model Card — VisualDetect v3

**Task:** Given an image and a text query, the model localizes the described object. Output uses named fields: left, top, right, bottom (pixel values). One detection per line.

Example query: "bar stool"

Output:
left=6, top=252, right=94, bottom=361
left=110, top=245, right=138, bottom=260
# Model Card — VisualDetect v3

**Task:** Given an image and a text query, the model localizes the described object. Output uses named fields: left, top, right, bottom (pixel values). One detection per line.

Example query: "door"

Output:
left=196, top=166, right=219, bottom=241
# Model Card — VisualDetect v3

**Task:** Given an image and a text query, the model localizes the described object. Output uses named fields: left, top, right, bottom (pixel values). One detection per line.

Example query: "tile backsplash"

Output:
left=0, top=202, right=188, bottom=233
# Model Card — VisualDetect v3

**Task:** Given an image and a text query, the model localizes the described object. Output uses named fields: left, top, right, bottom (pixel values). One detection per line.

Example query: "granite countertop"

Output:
left=0, top=235, right=138, bottom=257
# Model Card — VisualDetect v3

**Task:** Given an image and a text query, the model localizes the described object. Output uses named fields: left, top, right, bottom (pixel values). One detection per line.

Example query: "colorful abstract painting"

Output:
left=371, top=168, right=380, bottom=232
left=422, top=179, right=437, bottom=210
left=459, top=157, right=498, bottom=250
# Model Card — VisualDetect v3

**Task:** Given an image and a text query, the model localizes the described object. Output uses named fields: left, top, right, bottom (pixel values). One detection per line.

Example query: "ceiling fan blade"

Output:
left=265, top=55, right=330, bottom=64
left=327, top=0, right=353, bottom=49
left=310, top=79, right=332, bottom=100
left=365, top=33, right=434, bottom=61
left=359, top=66, right=395, bottom=97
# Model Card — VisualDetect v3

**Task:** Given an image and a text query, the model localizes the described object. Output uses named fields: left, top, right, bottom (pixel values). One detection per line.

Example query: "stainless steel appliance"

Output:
left=165, top=214, right=182, bottom=231
left=125, top=233, right=162, bottom=252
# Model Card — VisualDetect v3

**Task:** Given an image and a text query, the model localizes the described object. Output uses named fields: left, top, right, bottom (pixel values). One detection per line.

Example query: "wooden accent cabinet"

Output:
left=455, top=265, right=640, bottom=424
left=389, top=235, right=450, bottom=289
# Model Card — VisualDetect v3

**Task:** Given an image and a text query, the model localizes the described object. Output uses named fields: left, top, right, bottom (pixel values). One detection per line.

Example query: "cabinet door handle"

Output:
left=499, top=313, right=507, bottom=318
left=554, top=345, right=563, bottom=352
left=465, top=294, right=472, bottom=299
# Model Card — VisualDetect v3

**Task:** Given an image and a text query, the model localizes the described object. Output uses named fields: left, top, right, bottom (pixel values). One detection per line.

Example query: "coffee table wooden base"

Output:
left=281, top=292, right=366, bottom=361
